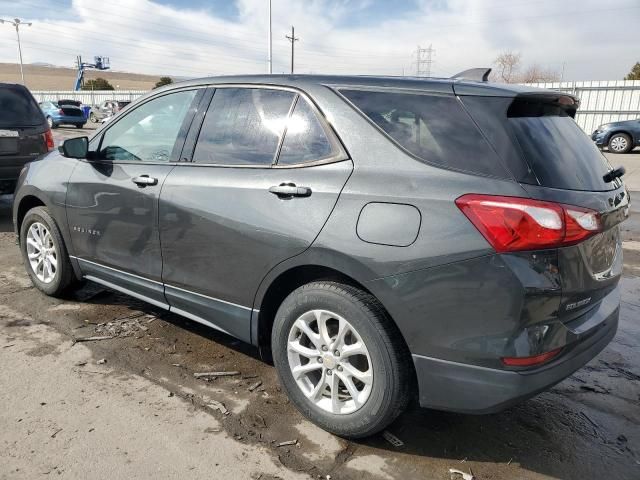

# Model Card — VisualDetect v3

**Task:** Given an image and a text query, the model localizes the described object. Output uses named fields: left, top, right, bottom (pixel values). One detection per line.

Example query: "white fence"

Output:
left=525, top=80, right=640, bottom=133
left=30, top=90, right=147, bottom=106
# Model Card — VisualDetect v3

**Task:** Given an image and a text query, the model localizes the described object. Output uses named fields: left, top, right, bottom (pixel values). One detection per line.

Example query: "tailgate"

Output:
left=521, top=182, right=629, bottom=322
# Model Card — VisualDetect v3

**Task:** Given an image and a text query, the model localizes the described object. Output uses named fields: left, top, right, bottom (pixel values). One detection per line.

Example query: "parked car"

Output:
left=13, top=74, right=628, bottom=438
left=89, top=100, right=131, bottom=123
left=591, top=118, right=640, bottom=153
left=0, top=83, right=53, bottom=194
left=39, top=99, right=86, bottom=129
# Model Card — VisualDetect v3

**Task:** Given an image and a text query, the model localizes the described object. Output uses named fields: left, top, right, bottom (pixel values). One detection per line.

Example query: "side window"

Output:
left=340, top=89, right=507, bottom=178
left=99, top=90, right=198, bottom=162
left=193, top=88, right=295, bottom=165
left=277, top=98, right=336, bottom=165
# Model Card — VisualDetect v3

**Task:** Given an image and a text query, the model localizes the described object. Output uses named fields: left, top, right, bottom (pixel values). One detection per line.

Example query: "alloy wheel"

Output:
left=610, top=136, right=628, bottom=152
left=26, top=222, right=57, bottom=284
left=287, top=309, right=373, bottom=415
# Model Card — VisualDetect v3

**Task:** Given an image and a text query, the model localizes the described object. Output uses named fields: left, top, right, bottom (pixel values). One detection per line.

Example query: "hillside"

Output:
left=0, top=63, right=166, bottom=90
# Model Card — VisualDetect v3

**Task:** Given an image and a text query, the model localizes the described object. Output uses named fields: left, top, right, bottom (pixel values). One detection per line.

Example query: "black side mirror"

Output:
left=59, top=136, right=88, bottom=159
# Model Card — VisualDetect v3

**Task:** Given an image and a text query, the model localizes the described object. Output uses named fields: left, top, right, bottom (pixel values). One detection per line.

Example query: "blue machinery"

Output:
left=74, top=55, right=110, bottom=91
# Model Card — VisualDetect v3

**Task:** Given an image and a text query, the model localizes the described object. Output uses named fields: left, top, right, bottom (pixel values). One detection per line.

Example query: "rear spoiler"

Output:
left=450, top=68, right=492, bottom=82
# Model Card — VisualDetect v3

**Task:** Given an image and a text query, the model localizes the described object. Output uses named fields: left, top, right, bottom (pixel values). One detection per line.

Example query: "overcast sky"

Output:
left=0, top=0, right=638, bottom=81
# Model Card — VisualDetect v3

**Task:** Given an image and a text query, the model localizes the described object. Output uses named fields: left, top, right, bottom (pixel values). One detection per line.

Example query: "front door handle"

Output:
left=269, top=183, right=312, bottom=198
left=132, top=175, right=158, bottom=187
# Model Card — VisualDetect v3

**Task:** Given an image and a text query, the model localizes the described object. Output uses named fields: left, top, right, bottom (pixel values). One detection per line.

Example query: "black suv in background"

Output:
left=0, top=83, right=53, bottom=194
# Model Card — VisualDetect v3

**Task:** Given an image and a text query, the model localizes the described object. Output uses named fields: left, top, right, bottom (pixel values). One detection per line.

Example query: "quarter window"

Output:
left=340, top=89, right=507, bottom=178
left=99, top=89, right=198, bottom=162
left=277, top=98, right=335, bottom=165
left=193, top=88, right=295, bottom=165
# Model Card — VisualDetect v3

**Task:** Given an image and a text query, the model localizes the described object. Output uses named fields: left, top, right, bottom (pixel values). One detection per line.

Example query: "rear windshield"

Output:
left=0, top=85, right=44, bottom=127
left=340, top=89, right=508, bottom=178
left=462, top=95, right=615, bottom=192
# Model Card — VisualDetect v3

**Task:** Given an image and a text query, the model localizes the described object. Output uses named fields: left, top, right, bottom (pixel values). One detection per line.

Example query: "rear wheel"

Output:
left=272, top=281, right=412, bottom=438
left=89, top=112, right=97, bottom=123
left=20, top=207, right=76, bottom=297
left=46, top=116, right=58, bottom=129
left=75, top=123, right=85, bottom=129
left=608, top=133, right=632, bottom=154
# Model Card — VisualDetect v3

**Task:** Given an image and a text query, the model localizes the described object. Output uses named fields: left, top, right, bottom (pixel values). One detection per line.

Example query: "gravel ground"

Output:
left=0, top=133, right=638, bottom=480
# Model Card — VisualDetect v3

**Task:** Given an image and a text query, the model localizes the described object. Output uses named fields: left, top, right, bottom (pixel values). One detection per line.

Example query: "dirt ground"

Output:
left=0, top=133, right=639, bottom=480
left=0, top=63, right=160, bottom=90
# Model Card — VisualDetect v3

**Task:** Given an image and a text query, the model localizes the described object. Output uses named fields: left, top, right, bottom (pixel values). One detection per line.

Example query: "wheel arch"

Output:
left=15, top=193, right=47, bottom=236
left=253, top=254, right=412, bottom=373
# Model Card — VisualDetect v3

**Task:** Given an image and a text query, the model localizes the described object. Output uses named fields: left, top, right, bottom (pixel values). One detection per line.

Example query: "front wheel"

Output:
left=46, top=116, right=57, bottom=129
left=608, top=133, right=632, bottom=154
left=272, top=282, right=412, bottom=438
left=75, top=123, right=85, bottom=129
left=89, top=112, right=97, bottom=123
left=20, top=207, right=75, bottom=297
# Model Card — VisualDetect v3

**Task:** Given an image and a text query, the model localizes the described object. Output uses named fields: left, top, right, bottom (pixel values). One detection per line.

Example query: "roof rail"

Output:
left=450, top=68, right=492, bottom=82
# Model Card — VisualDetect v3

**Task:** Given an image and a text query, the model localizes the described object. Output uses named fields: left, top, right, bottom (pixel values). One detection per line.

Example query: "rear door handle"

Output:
left=132, top=175, right=158, bottom=187
left=269, top=183, right=312, bottom=198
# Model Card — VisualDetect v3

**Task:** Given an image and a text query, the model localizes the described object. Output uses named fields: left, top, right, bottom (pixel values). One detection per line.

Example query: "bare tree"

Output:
left=494, top=51, right=522, bottom=83
left=519, top=64, right=561, bottom=83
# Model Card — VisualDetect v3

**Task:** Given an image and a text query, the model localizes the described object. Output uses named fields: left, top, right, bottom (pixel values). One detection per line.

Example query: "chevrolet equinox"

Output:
left=13, top=71, right=629, bottom=438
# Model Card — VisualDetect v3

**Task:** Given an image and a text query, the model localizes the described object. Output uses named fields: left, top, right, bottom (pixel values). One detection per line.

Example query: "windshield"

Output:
left=0, top=85, right=44, bottom=127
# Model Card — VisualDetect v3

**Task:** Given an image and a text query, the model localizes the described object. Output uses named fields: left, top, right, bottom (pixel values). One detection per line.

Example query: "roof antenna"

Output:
left=451, top=68, right=492, bottom=82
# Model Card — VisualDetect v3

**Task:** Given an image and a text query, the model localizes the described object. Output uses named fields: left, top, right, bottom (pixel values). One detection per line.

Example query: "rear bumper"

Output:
left=52, top=115, right=85, bottom=124
left=413, top=292, right=619, bottom=414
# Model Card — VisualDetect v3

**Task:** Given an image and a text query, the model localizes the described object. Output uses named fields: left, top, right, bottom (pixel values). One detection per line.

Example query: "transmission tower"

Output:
left=416, top=44, right=435, bottom=77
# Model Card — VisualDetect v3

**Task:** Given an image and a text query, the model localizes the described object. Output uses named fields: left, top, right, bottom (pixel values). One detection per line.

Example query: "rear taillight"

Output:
left=43, top=129, right=54, bottom=151
left=502, top=348, right=562, bottom=367
left=455, top=194, right=601, bottom=253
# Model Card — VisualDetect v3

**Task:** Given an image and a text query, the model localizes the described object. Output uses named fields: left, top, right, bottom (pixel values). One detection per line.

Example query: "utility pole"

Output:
left=267, top=0, right=272, bottom=74
left=1, top=18, right=32, bottom=84
left=285, top=26, right=299, bottom=74
left=415, top=44, right=435, bottom=77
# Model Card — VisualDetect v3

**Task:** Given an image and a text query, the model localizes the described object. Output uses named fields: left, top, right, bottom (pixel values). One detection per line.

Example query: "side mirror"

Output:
left=59, top=136, right=89, bottom=159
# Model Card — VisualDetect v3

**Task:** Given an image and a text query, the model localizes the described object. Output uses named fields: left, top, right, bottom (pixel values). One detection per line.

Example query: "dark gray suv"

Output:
left=13, top=73, right=628, bottom=438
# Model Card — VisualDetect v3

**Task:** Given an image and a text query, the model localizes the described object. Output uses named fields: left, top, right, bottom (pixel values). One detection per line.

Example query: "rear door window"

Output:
left=277, top=97, right=336, bottom=165
left=340, top=89, right=508, bottom=178
left=0, top=85, right=44, bottom=127
left=193, top=88, right=295, bottom=166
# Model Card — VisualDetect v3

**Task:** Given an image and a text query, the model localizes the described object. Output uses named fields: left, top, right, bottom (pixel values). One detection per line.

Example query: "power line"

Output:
left=285, top=26, right=299, bottom=74
left=415, top=45, right=435, bottom=77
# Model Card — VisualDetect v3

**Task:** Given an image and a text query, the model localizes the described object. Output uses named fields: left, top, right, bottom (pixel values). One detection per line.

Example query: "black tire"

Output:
left=272, top=281, right=412, bottom=439
left=608, top=133, right=632, bottom=154
left=89, top=112, right=97, bottom=123
left=75, top=123, right=85, bottom=129
left=46, top=116, right=58, bottom=129
left=19, top=207, right=75, bottom=297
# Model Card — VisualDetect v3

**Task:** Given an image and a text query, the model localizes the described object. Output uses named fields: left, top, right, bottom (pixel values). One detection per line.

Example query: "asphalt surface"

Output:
left=0, top=131, right=639, bottom=479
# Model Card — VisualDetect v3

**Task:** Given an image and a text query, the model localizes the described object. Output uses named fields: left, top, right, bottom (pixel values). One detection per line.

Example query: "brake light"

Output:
left=42, top=129, right=54, bottom=151
left=502, top=348, right=562, bottom=367
left=455, top=194, right=601, bottom=252
left=58, top=109, right=65, bottom=115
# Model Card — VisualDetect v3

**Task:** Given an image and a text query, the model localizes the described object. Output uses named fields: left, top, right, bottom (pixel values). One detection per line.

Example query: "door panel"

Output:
left=66, top=161, right=174, bottom=304
left=66, top=88, right=203, bottom=305
left=160, top=160, right=353, bottom=341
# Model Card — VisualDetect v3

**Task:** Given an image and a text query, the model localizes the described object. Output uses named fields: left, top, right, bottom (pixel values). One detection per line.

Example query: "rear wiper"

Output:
left=603, top=166, right=625, bottom=183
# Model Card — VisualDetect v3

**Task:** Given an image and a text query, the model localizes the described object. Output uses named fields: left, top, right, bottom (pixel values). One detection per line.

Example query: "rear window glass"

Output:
left=340, top=89, right=508, bottom=178
left=0, top=85, right=43, bottom=127
left=462, top=95, right=616, bottom=191
left=508, top=111, right=613, bottom=192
